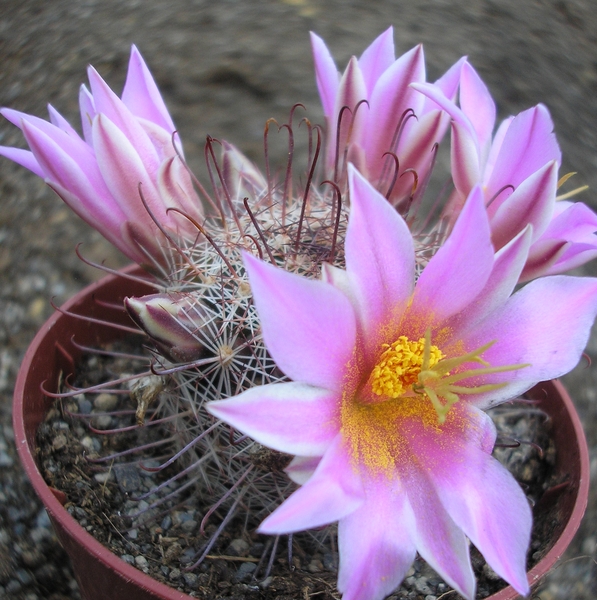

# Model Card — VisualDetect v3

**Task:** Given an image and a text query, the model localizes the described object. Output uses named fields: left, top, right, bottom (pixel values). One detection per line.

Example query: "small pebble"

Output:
left=323, top=552, right=338, bottom=571
left=114, top=464, right=142, bottom=492
left=134, top=555, right=148, bottom=570
left=91, top=413, right=113, bottom=430
left=227, top=538, right=249, bottom=556
left=307, top=559, right=323, bottom=573
left=414, top=577, right=432, bottom=595
left=94, top=471, right=113, bottom=483
left=0, top=451, right=13, bottom=467
left=582, top=535, right=596, bottom=554
left=51, top=433, right=67, bottom=450
left=81, top=436, right=96, bottom=451
left=29, top=527, right=51, bottom=544
left=76, top=396, right=93, bottom=414
left=15, top=569, right=32, bottom=586
left=164, top=542, right=183, bottom=563
left=169, top=568, right=181, bottom=581
left=180, top=519, right=197, bottom=533
left=5, top=579, right=22, bottom=593
left=94, top=393, right=119, bottom=411
left=235, top=561, right=256, bottom=582
left=249, top=542, right=264, bottom=557
left=182, top=572, right=198, bottom=589
left=179, top=547, right=195, bottom=564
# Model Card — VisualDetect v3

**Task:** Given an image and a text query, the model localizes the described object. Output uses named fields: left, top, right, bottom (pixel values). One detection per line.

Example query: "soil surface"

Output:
left=2, top=1, right=597, bottom=599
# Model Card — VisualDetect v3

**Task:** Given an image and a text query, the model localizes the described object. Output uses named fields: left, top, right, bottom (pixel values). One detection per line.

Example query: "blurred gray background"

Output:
left=1, top=1, right=597, bottom=598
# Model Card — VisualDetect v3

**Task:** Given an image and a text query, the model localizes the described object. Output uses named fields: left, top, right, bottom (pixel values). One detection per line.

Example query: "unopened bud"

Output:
left=125, top=293, right=207, bottom=362
left=221, top=141, right=268, bottom=202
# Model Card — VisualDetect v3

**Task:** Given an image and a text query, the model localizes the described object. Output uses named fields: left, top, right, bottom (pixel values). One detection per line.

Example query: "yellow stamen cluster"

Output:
left=370, top=336, right=444, bottom=398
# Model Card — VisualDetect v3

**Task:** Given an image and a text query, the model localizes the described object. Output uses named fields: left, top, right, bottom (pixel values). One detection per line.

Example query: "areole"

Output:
left=13, top=267, right=590, bottom=600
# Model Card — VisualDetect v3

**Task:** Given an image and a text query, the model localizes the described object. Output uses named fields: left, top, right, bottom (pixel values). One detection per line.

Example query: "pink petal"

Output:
left=462, top=275, right=597, bottom=408
left=157, top=155, right=203, bottom=223
left=0, top=146, right=44, bottom=178
left=542, top=200, right=597, bottom=239
left=345, top=166, right=414, bottom=343
left=2, top=107, right=49, bottom=131
left=432, top=448, right=531, bottom=596
left=421, top=56, right=466, bottom=113
left=405, top=468, right=475, bottom=600
left=483, top=116, right=513, bottom=181
left=485, top=104, right=561, bottom=201
left=310, top=32, right=340, bottom=119
left=87, top=66, right=160, bottom=177
left=47, top=105, right=78, bottom=137
left=446, top=226, right=532, bottom=338
left=20, top=120, right=125, bottom=225
left=450, top=120, right=482, bottom=199
left=285, top=456, right=321, bottom=485
left=410, top=81, right=476, bottom=139
left=489, top=161, right=558, bottom=249
left=388, top=110, right=447, bottom=205
left=519, top=239, right=569, bottom=282
left=136, top=116, right=180, bottom=161
left=2, top=108, right=88, bottom=151
left=206, top=382, right=339, bottom=456
left=403, top=403, right=529, bottom=594
left=358, top=27, right=395, bottom=96
left=78, top=84, right=96, bottom=145
left=120, top=220, right=166, bottom=267
left=458, top=62, right=496, bottom=164
left=410, top=186, right=493, bottom=328
left=259, top=434, right=364, bottom=533
left=121, top=45, right=176, bottom=133
left=328, top=57, right=368, bottom=173
left=48, top=181, right=142, bottom=263
left=525, top=241, right=597, bottom=279
left=522, top=202, right=597, bottom=277
left=363, top=46, right=426, bottom=176
left=92, top=113, right=168, bottom=227
left=243, top=253, right=356, bottom=391
left=338, top=480, right=416, bottom=600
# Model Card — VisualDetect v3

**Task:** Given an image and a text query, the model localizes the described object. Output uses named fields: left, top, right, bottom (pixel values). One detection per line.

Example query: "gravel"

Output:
left=2, top=1, right=597, bottom=598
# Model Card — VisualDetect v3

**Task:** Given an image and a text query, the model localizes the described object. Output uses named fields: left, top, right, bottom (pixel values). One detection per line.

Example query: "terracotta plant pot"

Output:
left=13, top=268, right=590, bottom=600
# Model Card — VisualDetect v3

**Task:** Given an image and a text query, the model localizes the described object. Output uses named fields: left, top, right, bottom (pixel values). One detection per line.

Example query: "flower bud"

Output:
left=125, top=293, right=207, bottom=362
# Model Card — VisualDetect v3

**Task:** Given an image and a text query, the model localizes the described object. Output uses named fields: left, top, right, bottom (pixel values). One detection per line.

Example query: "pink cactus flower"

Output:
left=0, top=46, right=202, bottom=269
left=413, top=62, right=597, bottom=280
left=207, top=165, right=597, bottom=600
left=311, top=27, right=464, bottom=209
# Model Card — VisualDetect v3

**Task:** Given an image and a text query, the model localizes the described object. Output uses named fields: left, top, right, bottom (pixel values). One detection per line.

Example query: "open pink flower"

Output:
left=0, top=46, right=202, bottom=268
left=208, top=165, right=597, bottom=600
left=311, top=28, right=464, bottom=208
left=413, top=62, right=597, bottom=280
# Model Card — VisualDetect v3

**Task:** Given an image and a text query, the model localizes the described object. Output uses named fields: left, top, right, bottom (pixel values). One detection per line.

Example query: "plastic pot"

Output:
left=13, top=268, right=590, bottom=600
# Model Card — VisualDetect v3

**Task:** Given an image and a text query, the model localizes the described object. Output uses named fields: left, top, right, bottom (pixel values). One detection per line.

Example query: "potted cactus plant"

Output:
left=4, top=29, right=597, bottom=600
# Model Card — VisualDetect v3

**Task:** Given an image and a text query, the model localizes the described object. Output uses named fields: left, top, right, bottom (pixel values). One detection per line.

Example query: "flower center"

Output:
left=340, top=331, right=530, bottom=475
left=370, top=336, right=444, bottom=398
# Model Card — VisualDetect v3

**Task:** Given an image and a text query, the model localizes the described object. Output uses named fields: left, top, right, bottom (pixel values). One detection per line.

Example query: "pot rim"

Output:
left=12, top=267, right=591, bottom=600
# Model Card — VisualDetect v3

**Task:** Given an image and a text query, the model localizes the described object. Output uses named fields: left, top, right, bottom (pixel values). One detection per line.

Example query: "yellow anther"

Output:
left=370, top=336, right=444, bottom=398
